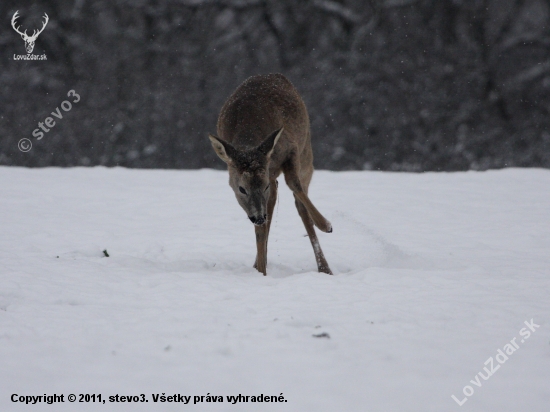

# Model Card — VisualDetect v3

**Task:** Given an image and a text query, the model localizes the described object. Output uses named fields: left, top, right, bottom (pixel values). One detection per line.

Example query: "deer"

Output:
left=208, top=73, right=333, bottom=276
left=11, top=11, right=49, bottom=54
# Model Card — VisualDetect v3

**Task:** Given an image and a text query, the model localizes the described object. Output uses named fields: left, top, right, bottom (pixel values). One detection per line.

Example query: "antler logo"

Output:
left=11, top=11, right=49, bottom=54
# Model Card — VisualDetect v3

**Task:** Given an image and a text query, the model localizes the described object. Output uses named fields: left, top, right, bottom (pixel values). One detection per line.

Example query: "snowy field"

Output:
left=1, top=166, right=549, bottom=412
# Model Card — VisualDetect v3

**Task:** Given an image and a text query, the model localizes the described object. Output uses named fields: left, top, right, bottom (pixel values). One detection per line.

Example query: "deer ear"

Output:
left=209, top=134, right=234, bottom=164
left=257, top=127, right=283, bottom=158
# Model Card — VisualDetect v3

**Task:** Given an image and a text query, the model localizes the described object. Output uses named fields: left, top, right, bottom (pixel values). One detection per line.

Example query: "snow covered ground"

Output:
left=1, top=166, right=549, bottom=412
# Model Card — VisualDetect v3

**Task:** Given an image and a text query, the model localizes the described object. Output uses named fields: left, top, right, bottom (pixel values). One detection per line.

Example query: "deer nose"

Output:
left=249, top=215, right=267, bottom=226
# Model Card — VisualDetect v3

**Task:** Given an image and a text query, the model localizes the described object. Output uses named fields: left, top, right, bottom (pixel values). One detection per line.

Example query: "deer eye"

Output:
left=264, top=184, right=270, bottom=192
left=239, top=186, right=247, bottom=195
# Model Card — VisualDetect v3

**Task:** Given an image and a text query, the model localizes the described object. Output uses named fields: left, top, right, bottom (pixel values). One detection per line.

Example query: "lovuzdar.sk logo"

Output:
left=11, top=10, right=48, bottom=61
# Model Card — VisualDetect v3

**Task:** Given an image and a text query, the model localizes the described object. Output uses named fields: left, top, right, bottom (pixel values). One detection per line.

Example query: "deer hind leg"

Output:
left=294, top=195, right=332, bottom=275
left=283, top=159, right=332, bottom=233
left=253, top=179, right=278, bottom=275
left=265, top=179, right=278, bottom=239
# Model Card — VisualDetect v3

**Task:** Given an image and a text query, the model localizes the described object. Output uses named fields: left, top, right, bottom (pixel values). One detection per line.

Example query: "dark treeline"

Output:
left=1, top=0, right=549, bottom=171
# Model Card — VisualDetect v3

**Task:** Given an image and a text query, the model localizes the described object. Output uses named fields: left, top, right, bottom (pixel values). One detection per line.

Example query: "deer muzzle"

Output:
left=249, top=214, right=267, bottom=226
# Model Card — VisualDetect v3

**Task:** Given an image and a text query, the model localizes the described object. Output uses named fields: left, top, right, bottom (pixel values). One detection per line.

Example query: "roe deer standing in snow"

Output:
left=208, top=73, right=333, bottom=276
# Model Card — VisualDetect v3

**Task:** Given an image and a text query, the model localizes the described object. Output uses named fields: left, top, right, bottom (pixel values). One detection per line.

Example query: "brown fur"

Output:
left=209, top=73, right=332, bottom=275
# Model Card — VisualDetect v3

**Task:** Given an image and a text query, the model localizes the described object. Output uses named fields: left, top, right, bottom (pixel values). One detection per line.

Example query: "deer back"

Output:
left=217, top=74, right=310, bottom=173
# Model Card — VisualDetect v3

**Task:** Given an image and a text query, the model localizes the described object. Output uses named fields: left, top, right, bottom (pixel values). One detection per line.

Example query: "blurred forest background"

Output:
left=1, top=0, right=549, bottom=171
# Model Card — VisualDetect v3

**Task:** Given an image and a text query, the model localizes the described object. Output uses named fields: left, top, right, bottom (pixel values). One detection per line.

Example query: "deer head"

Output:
left=209, top=128, right=283, bottom=226
left=11, top=11, right=49, bottom=54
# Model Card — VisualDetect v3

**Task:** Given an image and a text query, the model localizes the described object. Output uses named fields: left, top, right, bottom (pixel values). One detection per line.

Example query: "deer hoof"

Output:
left=317, top=219, right=332, bottom=233
left=254, top=261, right=267, bottom=275
left=319, top=266, right=333, bottom=275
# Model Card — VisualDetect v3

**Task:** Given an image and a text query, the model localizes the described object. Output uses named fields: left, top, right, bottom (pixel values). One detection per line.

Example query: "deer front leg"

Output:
left=253, top=179, right=278, bottom=274
left=253, top=224, right=268, bottom=275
